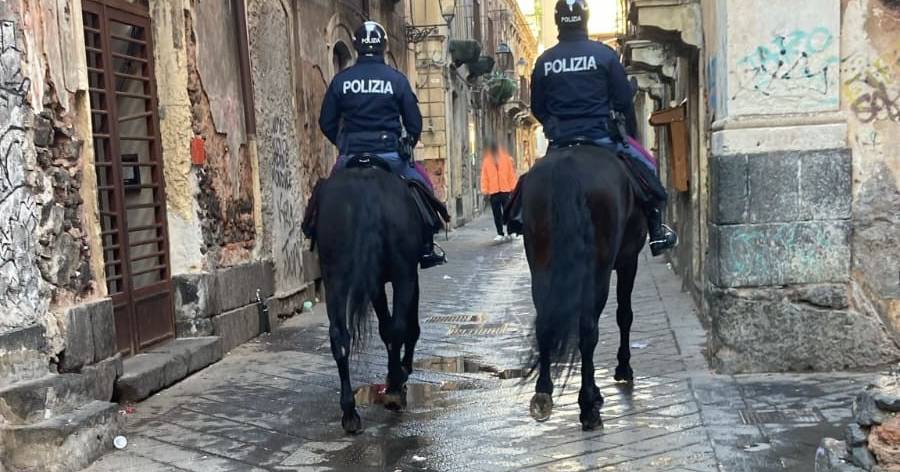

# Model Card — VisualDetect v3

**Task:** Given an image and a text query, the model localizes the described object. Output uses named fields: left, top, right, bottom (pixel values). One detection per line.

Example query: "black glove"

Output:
left=607, top=110, right=629, bottom=145
left=399, top=136, right=415, bottom=163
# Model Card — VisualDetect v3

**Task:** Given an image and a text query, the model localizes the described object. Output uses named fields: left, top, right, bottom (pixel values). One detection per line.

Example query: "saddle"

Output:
left=301, top=153, right=450, bottom=250
left=502, top=137, right=666, bottom=235
left=344, top=153, right=392, bottom=172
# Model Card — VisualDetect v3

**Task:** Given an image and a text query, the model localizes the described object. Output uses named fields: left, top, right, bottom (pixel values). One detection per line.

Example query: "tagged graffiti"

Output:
left=843, top=54, right=900, bottom=123
left=268, top=116, right=304, bottom=282
left=733, top=27, right=840, bottom=102
left=0, top=19, right=43, bottom=326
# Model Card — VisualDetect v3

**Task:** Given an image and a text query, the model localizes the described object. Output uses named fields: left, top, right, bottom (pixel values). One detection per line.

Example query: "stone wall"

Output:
left=0, top=0, right=111, bottom=376
left=817, top=380, right=900, bottom=471
left=840, top=0, right=900, bottom=340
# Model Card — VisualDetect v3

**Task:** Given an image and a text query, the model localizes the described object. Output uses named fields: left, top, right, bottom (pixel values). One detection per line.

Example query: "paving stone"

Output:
left=82, top=215, right=888, bottom=472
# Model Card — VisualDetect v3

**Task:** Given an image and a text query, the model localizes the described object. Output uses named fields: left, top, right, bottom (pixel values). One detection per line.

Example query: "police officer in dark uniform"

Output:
left=319, top=21, right=445, bottom=269
left=531, top=0, right=678, bottom=256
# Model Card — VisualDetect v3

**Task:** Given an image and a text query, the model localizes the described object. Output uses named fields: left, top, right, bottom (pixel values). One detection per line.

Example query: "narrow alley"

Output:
left=84, top=216, right=883, bottom=472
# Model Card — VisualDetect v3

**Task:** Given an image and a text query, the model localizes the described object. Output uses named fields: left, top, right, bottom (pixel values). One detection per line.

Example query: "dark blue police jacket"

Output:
left=319, top=54, right=423, bottom=155
left=531, top=30, right=638, bottom=143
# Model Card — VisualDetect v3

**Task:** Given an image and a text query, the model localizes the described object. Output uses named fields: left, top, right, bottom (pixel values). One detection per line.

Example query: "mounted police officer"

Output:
left=531, top=0, right=678, bottom=256
left=319, top=21, right=446, bottom=269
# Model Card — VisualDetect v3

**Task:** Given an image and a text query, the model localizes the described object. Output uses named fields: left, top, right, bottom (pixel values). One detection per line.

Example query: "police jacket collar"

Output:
left=558, top=30, right=589, bottom=42
left=357, top=54, right=385, bottom=64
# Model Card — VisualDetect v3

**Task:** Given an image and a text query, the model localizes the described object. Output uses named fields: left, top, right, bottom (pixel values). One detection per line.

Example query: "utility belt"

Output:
left=341, top=130, right=416, bottom=163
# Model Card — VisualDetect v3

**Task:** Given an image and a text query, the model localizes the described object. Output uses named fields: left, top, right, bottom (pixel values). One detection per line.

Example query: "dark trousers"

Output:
left=489, top=192, right=510, bottom=236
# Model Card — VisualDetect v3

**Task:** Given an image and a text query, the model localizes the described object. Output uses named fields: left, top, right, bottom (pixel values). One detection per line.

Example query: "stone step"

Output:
left=0, top=325, right=51, bottom=389
left=1, top=400, right=120, bottom=472
left=115, top=336, right=222, bottom=403
left=0, top=355, right=121, bottom=425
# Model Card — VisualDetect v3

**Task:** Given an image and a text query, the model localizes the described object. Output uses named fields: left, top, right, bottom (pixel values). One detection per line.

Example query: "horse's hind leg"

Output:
left=401, top=279, right=421, bottom=376
left=530, top=337, right=554, bottom=422
left=325, top=282, right=361, bottom=433
left=383, top=277, right=415, bottom=411
left=614, top=255, right=639, bottom=383
left=579, top=272, right=610, bottom=431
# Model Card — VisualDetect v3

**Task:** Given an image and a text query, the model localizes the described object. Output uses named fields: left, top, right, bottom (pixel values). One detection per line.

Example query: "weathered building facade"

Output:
left=409, top=0, right=537, bottom=225
left=625, top=0, right=900, bottom=373
left=0, top=0, right=412, bottom=469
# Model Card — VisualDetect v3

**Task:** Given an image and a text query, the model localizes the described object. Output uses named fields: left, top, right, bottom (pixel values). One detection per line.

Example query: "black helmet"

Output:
left=554, top=0, right=590, bottom=31
left=353, top=21, right=387, bottom=55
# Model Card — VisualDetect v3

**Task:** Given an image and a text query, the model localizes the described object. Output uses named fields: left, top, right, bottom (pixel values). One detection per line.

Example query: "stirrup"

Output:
left=420, top=243, right=447, bottom=270
left=649, top=225, right=678, bottom=256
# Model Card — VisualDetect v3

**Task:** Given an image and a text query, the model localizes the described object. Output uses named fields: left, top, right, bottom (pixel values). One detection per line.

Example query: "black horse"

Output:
left=519, top=144, right=647, bottom=431
left=306, top=160, right=427, bottom=434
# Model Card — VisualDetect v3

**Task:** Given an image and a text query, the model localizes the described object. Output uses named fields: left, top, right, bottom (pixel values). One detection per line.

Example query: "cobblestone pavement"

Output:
left=85, top=215, right=886, bottom=472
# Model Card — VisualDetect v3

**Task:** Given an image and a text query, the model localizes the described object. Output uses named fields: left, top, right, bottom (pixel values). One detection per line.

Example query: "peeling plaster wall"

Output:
left=0, top=0, right=102, bottom=358
left=148, top=0, right=204, bottom=276
left=185, top=3, right=255, bottom=268
left=841, top=0, right=900, bottom=335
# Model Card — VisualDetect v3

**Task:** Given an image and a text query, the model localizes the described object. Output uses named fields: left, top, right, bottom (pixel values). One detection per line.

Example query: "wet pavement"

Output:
left=84, top=215, right=885, bottom=472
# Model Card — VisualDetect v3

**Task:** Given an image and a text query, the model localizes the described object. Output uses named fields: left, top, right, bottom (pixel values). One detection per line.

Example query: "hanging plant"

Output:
left=467, top=56, right=495, bottom=78
left=449, top=40, right=482, bottom=66
left=485, top=72, right=517, bottom=105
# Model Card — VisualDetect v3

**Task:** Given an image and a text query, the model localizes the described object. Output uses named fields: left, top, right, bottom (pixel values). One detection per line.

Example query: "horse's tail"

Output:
left=533, top=159, right=596, bottom=376
left=344, top=174, right=384, bottom=347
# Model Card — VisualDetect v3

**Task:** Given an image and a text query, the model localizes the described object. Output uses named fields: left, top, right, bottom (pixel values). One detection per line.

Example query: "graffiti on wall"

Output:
left=269, top=116, right=303, bottom=284
left=843, top=53, right=900, bottom=123
left=733, top=27, right=840, bottom=103
left=0, top=19, right=43, bottom=330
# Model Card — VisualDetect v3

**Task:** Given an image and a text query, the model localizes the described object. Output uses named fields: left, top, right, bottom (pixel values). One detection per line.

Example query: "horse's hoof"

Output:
left=580, top=401, right=604, bottom=431
left=530, top=393, right=553, bottom=422
left=383, top=384, right=407, bottom=411
left=581, top=411, right=603, bottom=431
left=341, top=411, right=362, bottom=434
left=383, top=390, right=407, bottom=411
left=614, top=365, right=634, bottom=383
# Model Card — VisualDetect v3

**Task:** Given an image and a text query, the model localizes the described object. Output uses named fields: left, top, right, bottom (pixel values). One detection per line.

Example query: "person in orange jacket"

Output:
left=480, top=141, right=518, bottom=241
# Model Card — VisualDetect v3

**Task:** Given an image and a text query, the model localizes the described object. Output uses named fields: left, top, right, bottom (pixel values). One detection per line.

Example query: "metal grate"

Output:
left=447, top=323, right=507, bottom=336
left=426, top=314, right=485, bottom=324
left=739, top=409, right=824, bottom=425
left=83, top=0, right=174, bottom=356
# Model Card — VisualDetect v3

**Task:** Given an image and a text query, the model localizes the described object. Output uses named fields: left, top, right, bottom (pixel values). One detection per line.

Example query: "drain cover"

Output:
left=447, top=323, right=507, bottom=336
left=739, top=409, right=823, bottom=425
left=426, top=314, right=484, bottom=323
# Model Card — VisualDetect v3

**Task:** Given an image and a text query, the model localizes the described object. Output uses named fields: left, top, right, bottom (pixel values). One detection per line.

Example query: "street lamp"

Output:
left=496, top=42, right=513, bottom=72
left=517, top=57, right=528, bottom=77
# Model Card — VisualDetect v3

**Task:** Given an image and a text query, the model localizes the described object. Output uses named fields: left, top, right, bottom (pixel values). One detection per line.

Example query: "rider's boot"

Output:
left=645, top=206, right=677, bottom=256
left=420, top=233, right=446, bottom=270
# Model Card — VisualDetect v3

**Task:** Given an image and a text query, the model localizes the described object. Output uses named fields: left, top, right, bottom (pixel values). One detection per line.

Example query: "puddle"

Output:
left=353, top=382, right=470, bottom=408
left=414, top=356, right=527, bottom=379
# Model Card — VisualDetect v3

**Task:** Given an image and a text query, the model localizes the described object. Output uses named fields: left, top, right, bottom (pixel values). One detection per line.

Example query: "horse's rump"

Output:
left=522, top=145, right=638, bottom=375
left=314, top=168, right=422, bottom=343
